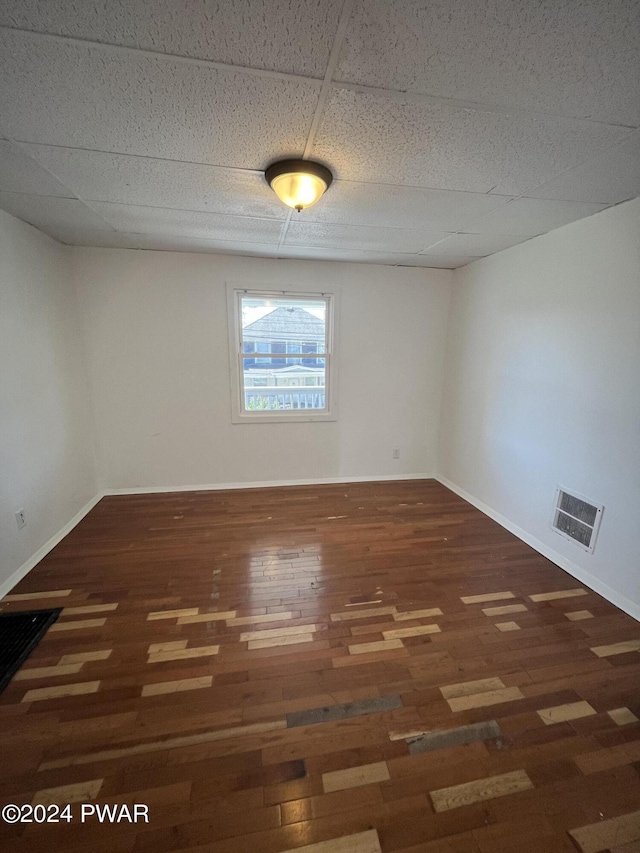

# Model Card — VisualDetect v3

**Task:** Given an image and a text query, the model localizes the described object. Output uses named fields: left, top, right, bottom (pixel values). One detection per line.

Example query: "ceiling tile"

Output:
left=285, top=221, right=449, bottom=253
left=466, top=197, right=607, bottom=237
left=0, top=0, right=343, bottom=78
left=0, top=192, right=115, bottom=242
left=424, top=233, right=528, bottom=257
left=275, top=246, right=422, bottom=265
left=415, top=252, right=480, bottom=269
left=24, top=145, right=287, bottom=219
left=303, top=181, right=512, bottom=231
left=527, top=132, right=640, bottom=204
left=0, top=140, right=74, bottom=197
left=337, top=0, right=640, bottom=125
left=90, top=202, right=284, bottom=243
left=66, top=230, right=280, bottom=256
left=312, top=88, right=627, bottom=197
left=0, top=29, right=318, bottom=167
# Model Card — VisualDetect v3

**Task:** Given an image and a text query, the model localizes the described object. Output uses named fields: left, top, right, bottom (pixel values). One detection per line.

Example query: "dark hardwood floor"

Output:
left=1, top=480, right=639, bottom=853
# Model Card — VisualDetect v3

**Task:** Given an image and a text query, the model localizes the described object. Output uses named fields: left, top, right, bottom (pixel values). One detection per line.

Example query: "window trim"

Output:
left=226, top=283, right=338, bottom=424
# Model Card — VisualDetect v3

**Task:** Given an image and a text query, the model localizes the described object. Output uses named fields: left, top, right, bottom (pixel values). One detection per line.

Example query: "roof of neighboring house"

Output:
left=243, top=306, right=324, bottom=342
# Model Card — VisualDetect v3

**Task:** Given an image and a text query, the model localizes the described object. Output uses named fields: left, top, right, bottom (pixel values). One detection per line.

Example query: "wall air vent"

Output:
left=551, top=488, right=603, bottom=553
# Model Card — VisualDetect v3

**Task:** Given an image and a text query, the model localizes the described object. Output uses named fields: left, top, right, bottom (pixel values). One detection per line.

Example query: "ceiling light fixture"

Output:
left=265, top=159, right=333, bottom=212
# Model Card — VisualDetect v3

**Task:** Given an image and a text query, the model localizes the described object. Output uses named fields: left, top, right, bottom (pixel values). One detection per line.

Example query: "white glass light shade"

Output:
left=265, top=160, right=333, bottom=212
left=270, top=172, right=327, bottom=211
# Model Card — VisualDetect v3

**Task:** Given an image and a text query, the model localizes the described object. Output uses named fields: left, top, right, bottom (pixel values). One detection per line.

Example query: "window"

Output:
left=227, top=286, right=336, bottom=422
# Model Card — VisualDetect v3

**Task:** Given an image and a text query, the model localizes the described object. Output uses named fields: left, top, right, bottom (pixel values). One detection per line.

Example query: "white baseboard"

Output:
left=103, top=473, right=435, bottom=496
left=436, top=475, right=640, bottom=623
left=0, top=492, right=104, bottom=599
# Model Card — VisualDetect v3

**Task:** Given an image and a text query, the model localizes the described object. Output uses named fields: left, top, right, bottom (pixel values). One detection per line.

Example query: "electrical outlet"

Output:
left=15, top=509, right=26, bottom=530
left=393, top=449, right=400, bottom=459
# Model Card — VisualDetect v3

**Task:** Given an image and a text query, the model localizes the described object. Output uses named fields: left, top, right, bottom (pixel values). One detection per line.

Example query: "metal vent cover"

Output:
left=551, top=488, right=603, bottom=553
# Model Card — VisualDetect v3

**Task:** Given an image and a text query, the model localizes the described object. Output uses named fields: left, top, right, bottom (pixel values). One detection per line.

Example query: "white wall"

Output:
left=0, top=211, right=97, bottom=592
left=71, top=249, right=452, bottom=490
left=439, top=198, right=640, bottom=616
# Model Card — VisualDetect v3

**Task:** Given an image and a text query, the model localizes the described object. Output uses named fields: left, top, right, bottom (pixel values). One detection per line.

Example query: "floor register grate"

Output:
left=0, top=608, right=61, bottom=693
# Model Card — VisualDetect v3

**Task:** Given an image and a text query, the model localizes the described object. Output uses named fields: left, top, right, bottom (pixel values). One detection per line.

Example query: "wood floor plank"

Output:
left=13, top=663, right=83, bottom=680
left=529, top=588, right=587, bottom=601
left=39, top=720, right=286, bottom=770
left=405, top=720, right=502, bottom=754
left=286, top=695, right=402, bottom=728
left=537, top=700, right=597, bottom=725
left=241, top=624, right=319, bottom=642
left=565, top=610, right=593, bottom=621
left=279, top=829, right=382, bottom=853
left=608, top=707, right=639, bottom=725
left=147, top=644, right=219, bottom=663
left=382, top=624, right=441, bottom=640
left=148, top=640, right=188, bottom=653
left=59, top=649, right=112, bottom=664
left=495, top=621, right=520, bottom=632
left=49, top=618, right=107, bottom=631
left=460, top=592, right=515, bottom=604
left=591, top=639, right=640, bottom=657
left=226, top=612, right=295, bottom=626
left=61, top=603, right=118, bottom=615
left=147, top=608, right=199, bottom=620
left=177, top=610, right=236, bottom=624
left=22, top=681, right=100, bottom=702
left=330, top=606, right=398, bottom=622
left=141, top=675, right=213, bottom=696
left=393, top=608, right=443, bottom=621
left=248, top=634, right=314, bottom=650
left=348, top=638, right=404, bottom=655
left=568, top=809, right=640, bottom=853
left=447, top=686, right=525, bottom=712
left=3, top=589, right=72, bottom=601
left=322, top=761, right=390, bottom=793
left=482, top=604, right=528, bottom=616
left=430, top=769, right=533, bottom=812
left=440, top=677, right=506, bottom=699
left=32, top=778, right=103, bottom=806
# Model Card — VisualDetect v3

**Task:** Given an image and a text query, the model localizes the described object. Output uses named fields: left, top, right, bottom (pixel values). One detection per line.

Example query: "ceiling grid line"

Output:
left=419, top=125, right=640, bottom=257
left=277, top=0, right=357, bottom=253
left=9, top=136, right=122, bottom=236
left=1, top=25, right=636, bottom=133
left=0, top=25, right=324, bottom=88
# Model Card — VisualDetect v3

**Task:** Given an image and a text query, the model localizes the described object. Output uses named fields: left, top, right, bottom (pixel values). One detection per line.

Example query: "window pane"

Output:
left=242, top=356, right=326, bottom=411
left=240, top=297, right=326, bottom=363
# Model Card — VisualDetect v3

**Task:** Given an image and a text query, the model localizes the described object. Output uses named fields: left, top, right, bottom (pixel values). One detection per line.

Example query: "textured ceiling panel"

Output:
left=24, top=145, right=287, bottom=219
left=0, top=140, right=73, bottom=196
left=285, top=221, right=449, bottom=253
left=275, top=245, right=453, bottom=267
left=337, top=0, right=640, bottom=126
left=426, top=233, right=527, bottom=257
left=528, top=132, right=640, bottom=204
left=303, top=181, right=512, bottom=231
left=67, top=230, right=280, bottom=256
left=312, top=89, right=627, bottom=196
left=0, top=0, right=343, bottom=77
left=416, top=251, right=482, bottom=268
left=0, top=192, right=115, bottom=242
left=467, top=198, right=607, bottom=237
left=90, top=202, right=284, bottom=243
left=0, top=30, right=318, bottom=166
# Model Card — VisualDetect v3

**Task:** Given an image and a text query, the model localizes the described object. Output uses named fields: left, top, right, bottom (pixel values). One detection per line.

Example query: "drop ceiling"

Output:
left=0, top=0, right=639, bottom=268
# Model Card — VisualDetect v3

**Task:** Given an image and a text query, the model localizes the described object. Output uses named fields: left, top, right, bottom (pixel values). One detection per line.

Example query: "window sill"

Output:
left=231, top=411, right=337, bottom=424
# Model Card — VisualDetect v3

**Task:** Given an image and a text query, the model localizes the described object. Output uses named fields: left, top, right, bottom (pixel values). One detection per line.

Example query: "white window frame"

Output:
left=227, top=283, right=338, bottom=424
